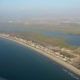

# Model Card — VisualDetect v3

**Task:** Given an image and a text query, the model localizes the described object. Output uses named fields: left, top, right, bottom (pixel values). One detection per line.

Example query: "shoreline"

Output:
left=0, top=36, right=80, bottom=77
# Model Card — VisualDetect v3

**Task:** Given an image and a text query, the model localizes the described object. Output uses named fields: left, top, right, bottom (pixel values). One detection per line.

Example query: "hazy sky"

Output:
left=0, top=0, right=80, bottom=19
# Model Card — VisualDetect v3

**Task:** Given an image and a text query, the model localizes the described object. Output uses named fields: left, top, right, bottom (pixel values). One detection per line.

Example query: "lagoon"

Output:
left=0, top=26, right=80, bottom=46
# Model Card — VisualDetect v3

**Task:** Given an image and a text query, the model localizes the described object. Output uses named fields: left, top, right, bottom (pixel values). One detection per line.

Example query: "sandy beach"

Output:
left=0, top=36, right=80, bottom=76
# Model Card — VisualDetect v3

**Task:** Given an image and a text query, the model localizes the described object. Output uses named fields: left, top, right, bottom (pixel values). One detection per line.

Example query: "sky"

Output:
left=0, top=0, right=80, bottom=20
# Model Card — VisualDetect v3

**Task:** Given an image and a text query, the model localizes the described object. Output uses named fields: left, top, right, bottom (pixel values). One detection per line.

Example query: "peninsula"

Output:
left=0, top=33, right=80, bottom=77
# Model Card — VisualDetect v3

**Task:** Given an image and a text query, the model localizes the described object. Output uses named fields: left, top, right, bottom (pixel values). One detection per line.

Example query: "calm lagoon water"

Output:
left=0, top=38, right=80, bottom=80
left=0, top=26, right=80, bottom=46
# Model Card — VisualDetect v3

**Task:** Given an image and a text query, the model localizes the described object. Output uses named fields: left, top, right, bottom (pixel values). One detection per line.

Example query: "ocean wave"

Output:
left=63, top=68, right=80, bottom=80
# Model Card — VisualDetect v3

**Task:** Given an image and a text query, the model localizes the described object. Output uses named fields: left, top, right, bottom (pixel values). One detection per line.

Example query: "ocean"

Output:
left=0, top=38, right=79, bottom=80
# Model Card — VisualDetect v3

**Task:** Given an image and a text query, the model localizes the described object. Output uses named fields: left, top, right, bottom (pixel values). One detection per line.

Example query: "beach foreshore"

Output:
left=0, top=36, right=80, bottom=77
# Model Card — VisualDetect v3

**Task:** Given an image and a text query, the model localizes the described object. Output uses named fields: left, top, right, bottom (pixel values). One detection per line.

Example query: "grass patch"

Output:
left=34, top=33, right=78, bottom=50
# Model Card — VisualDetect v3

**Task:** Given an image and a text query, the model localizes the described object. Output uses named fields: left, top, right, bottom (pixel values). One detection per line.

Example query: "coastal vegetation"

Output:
left=0, top=30, right=78, bottom=50
left=23, top=25, right=80, bottom=34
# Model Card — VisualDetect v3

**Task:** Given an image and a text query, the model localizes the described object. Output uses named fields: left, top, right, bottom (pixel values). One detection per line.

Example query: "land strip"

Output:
left=0, top=33, right=80, bottom=77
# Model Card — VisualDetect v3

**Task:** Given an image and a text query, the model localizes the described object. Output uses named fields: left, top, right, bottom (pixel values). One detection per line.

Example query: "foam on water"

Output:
left=63, top=68, right=79, bottom=80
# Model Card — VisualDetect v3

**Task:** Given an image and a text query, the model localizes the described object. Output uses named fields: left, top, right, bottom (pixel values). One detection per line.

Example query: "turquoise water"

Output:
left=0, top=26, right=80, bottom=46
left=0, top=38, right=80, bottom=80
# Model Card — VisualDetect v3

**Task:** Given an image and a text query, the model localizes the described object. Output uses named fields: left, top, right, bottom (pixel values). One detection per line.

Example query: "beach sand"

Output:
left=0, top=36, right=80, bottom=76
